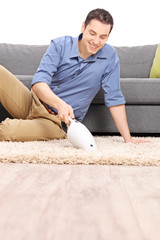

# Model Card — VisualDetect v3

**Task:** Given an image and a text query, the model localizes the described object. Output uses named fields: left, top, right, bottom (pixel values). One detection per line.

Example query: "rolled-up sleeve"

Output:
left=31, top=40, right=60, bottom=86
left=102, top=51, right=126, bottom=107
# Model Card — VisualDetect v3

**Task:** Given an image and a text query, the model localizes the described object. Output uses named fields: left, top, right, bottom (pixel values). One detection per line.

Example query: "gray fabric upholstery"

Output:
left=121, top=78, right=160, bottom=104
left=0, top=43, right=157, bottom=77
left=83, top=105, right=160, bottom=133
left=92, top=78, right=160, bottom=105
left=0, top=43, right=48, bottom=75
left=16, top=75, right=33, bottom=90
left=115, top=44, right=158, bottom=78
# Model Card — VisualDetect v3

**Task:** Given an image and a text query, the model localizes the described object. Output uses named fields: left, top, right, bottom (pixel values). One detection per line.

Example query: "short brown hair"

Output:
left=85, top=8, right=114, bottom=33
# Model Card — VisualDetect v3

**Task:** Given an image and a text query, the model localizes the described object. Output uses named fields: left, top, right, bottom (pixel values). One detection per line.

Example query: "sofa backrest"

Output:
left=115, top=44, right=158, bottom=78
left=0, top=43, right=157, bottom=78
left=0, top=43, right=48, bottom=75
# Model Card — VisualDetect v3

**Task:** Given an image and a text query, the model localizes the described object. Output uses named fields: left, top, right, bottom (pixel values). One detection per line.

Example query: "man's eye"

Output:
left=90, top=32, right=95, bottom=35
left=101, top=36, right=108, bottom=40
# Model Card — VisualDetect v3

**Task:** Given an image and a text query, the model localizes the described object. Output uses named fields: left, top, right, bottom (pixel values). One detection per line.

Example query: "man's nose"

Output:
left=93, top=36, right=100, bottom=45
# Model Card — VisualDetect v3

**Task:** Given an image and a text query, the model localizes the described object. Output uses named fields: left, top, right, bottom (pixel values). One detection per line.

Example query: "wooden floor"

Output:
left=0, top=163, right=160, bottom=240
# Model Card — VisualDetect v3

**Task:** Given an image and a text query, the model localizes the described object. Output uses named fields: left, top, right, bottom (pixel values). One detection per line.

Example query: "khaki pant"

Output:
left=0, top=65, right=66, bottom=141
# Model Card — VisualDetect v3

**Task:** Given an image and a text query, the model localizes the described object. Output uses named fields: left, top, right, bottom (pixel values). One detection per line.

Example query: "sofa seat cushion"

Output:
left=92, top=78, right=160, bottom=105
left=121, top=78, right=160, bottom=104
left=16, top=75, right=33, bottom=90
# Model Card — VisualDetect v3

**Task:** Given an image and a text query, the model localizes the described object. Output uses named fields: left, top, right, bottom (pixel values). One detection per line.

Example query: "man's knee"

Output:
left=0, top=118, right=34, bottom=141
left=0, top=118, right=16, bottom=141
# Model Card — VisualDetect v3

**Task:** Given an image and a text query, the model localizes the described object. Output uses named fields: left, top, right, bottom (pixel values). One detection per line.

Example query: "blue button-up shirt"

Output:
left=31, top=34, right=125, bottom=122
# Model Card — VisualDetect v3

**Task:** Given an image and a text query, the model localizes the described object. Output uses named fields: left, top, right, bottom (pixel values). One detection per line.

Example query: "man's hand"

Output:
left=125, top=138, right=152, bottom=144
left=109, top=105, right=152, bottom=144
left=57, top=101, right=74, bottom=125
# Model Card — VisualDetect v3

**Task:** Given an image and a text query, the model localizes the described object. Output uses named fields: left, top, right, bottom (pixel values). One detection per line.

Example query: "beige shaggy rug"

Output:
left=0, top=136, right=160, bottom=166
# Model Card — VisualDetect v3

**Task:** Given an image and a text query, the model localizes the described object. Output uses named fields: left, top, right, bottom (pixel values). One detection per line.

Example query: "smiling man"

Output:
left=0, top=8, right=149, bottom=143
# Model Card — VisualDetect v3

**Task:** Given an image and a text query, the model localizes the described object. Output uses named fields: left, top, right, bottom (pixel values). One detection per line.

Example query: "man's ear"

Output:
left=81, top=22, right=85, bottom=33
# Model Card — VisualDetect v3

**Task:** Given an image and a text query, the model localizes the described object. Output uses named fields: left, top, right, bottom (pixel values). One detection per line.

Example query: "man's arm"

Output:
left=32, top=82, right=74, bottom=125
left=109, top=104, right=151, bottom=144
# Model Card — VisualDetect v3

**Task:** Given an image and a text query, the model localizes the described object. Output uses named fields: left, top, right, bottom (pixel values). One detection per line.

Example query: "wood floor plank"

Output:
left=0, top=163, right=72, bottom=240
left=119, top=166, right=160, bottom=240
left=0, top=163, right=159, bottom=240
left=30, top=165, right=142, bottom=240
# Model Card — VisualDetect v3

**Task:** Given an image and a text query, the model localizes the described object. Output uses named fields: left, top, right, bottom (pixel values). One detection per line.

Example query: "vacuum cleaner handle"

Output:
left=68, top=116, right=74, bottom=124
left=61, top=116, right=74, bottom=133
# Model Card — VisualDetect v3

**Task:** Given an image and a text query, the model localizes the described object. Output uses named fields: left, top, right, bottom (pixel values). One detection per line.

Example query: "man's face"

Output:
left=80, top=19, right=111, bottom=58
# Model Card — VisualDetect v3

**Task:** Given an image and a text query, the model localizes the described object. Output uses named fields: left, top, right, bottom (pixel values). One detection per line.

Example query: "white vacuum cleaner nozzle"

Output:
left=66, top=117, right=97, bottom=151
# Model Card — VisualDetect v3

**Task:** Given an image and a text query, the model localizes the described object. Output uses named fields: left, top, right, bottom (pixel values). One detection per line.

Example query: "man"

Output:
left=0, top=8, right=149, bottom=143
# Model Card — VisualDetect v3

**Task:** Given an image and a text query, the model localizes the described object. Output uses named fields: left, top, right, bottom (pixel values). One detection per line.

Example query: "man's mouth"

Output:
left=89, top=42, right=99, bottom=51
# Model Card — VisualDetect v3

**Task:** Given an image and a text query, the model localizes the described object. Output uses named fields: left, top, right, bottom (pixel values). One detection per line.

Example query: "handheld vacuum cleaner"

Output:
left=61, top=117, right=97, bottom=151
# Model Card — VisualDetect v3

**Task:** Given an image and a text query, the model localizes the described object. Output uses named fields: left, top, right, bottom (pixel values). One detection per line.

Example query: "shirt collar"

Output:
left=70, top=33, right=107, bottom=61
left=69, top=35, right=80, bottom=59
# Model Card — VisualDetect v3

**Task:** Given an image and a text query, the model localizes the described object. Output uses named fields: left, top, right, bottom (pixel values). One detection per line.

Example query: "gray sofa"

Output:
left=0, top=43, right=159, bottom=134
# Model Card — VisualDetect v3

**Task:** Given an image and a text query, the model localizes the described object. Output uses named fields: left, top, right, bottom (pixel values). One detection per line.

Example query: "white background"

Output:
left=0, top=0, right=159, bottom=46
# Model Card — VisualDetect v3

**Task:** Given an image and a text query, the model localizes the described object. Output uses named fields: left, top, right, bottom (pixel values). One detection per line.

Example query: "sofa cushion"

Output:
left=0, top=43, right=157, bottom=78
left=150, top=43, right=160, bottom=78
left=16, top=75, right=33, bottom=90
left=92, top=78, right=160, bottom=105
left=115, top=44, right=158, bottom=78
left=15, top=75, right=160, bottom=105
left=0, top=43, right=48, bottom=75
left=120, top=78, right=160, bottom=104
left=83, top=104, right=160, bottom=133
